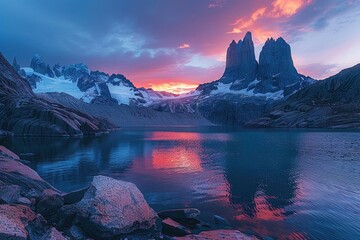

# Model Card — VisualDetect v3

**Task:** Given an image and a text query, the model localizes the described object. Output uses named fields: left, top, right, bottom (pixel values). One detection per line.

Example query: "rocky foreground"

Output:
left=0, top=146, right=257, bottom=240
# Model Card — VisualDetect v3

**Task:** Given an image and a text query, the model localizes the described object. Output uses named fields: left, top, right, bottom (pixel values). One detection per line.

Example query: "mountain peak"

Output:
left=222, top=32, right=257, bottom=88
left=256, top=35, right=299, bottom=93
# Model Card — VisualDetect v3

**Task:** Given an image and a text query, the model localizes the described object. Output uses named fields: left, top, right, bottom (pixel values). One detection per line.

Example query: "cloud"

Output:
left=270, top=0, right=312, bottom=17
left=178, top=43, right=190, bottom=49
left=297, top=63, right=339, bottom=79
left=208, top=0, right=226, bottom=8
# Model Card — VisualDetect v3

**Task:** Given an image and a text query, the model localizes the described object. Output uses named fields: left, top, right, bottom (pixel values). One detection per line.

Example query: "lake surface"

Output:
left=2, top=127, right=360, bottom=239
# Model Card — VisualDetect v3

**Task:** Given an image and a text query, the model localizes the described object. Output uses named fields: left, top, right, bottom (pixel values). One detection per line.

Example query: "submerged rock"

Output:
left=75, top=175, right=158, bottom=239
left=162, top=218, right=191, bottom=237
left=175, top=229, right=258, bottom=240
left=158, top=208, right=201, bottom=219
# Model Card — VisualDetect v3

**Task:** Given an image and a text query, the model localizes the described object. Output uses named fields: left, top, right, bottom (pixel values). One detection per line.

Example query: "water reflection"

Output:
left=1, top=128, right=360, bottom=239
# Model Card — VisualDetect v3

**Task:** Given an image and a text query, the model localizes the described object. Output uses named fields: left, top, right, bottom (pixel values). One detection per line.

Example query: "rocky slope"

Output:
left=0, top=53, right=109, bottom=136
left=39, top=92, right=212, bottom=127
left=247, top=64, right=360, bottom=128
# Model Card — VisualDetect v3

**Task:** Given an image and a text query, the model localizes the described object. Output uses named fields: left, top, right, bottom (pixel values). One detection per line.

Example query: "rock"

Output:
left=162, top=218, right=191, bottom=237
left=0, top=145, right=20, bottom=160
left=30, top=54, right=48, bottom=76
left=65, top=225, right=86, bottom=240
left=175, top=230, right=258, bottom=240
left=56, top=205, right=79, bottom=230
left=12, top=57, right=20, bottom=72
left=53, top=64, right=63, bottom=77
left=108, top=74, right=135, bottom=87
left=75, top=175, right=158, bottom=239
left=213, top=215, right=230, bottom=227
left=0, top=146, right=60, bottom=200
left=158, top=208, right=200, bottom=219
left=62, top=187, right=89, bottom=205
left=36, top=189, right=64, bottom=217
left=26, top=73, right=42, bottom=88
left=0, top=185, right=21, bottom=204
left=63, top=63, right=90, bottom=82
left=40, top=227, right=66, bottom=240
left=17, top=197, right=32, bottom=206
left=0, top=204, right=36, bottom=240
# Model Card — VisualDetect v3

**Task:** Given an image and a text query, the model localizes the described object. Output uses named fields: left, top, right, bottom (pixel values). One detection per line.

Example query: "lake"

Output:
left=1, top=127, right=360, bottom=239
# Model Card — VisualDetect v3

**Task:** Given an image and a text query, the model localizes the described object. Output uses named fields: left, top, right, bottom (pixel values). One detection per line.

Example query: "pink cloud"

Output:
left=178, top=43, right=190, bottom=49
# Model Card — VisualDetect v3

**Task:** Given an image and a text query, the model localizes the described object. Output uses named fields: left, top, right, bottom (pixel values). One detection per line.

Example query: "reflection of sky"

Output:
left=2, top=129, right=360, bottom=239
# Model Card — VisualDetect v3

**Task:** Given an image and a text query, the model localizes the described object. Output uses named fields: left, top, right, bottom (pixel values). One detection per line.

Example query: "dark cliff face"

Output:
left=248, top=64, right=360, bottom=128
left=0, top=53, right=110, bottom=136
left=222, top=32, right=258, bottom=89
left=255, top=37, right=300, bottom=93
left=0, top=54, right=33, bottom=96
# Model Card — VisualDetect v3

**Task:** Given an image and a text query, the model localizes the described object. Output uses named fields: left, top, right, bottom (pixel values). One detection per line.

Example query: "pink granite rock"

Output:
left=75, top=175, right=158, bottom=239
left=0, top=204, right=36, bottom=240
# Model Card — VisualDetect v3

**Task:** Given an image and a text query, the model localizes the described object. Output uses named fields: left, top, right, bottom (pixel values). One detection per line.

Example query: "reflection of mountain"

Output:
left=222, top=132, right=299, bottom=230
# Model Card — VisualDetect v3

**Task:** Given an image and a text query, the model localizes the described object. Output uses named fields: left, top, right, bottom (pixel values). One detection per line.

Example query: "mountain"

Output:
left=0, top=53, right=109, bottom=136
left=248, top=64, right=360, bottom=128
left=19, top=55, right=180, bottom=107
left=144, top=32, right=315, bottom=125
left=196, top=32, right=314, bottom=97
left=7, top=32, right=316, bottom=127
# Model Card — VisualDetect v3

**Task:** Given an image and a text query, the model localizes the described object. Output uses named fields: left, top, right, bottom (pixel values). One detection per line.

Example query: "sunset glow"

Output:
left=149, top=82, right=198, bottom=94
left=1, top=0, right=359, bottom=87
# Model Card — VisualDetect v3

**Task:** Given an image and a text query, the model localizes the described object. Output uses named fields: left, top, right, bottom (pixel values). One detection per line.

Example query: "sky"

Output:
left=1, top=0, right=360, bottom=94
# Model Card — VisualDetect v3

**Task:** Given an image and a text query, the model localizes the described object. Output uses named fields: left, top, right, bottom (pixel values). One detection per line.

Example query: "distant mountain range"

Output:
left=2, top=31, right=360, bottom=135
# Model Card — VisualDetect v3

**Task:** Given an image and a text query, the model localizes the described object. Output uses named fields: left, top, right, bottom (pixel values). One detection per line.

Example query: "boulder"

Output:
left=0, top=146, right=60, bottom=200
left=158, top=208, right=201, bottom=219
left=0, top=185, right=21, bottom=204
left=36, top=189, right=64, bottom=217
left=0, top=204, right=36, bottom=240
left=17, top=197, right=32, bottom=207
left=75, top=175, right=158, bottom=239
left=213, top=215, right=230, bottom=227
left=62, top=187, right=89, bottom=205
left=0, top=145, right=20, bottom=159
left=175, top=230, right=257, bottom=240
left=64, top=225, right=86, bottom=240
left=40, top=227, right=66, bottom=240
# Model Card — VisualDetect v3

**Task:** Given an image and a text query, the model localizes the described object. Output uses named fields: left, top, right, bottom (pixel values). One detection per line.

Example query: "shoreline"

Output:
left=0, top=145, right=257, bottom=240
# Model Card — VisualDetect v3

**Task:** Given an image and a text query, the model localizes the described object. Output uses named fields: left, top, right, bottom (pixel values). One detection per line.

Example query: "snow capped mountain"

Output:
left=19, top=55, right=179, bottom=106
left=11, top=31, right=316, bottom=126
